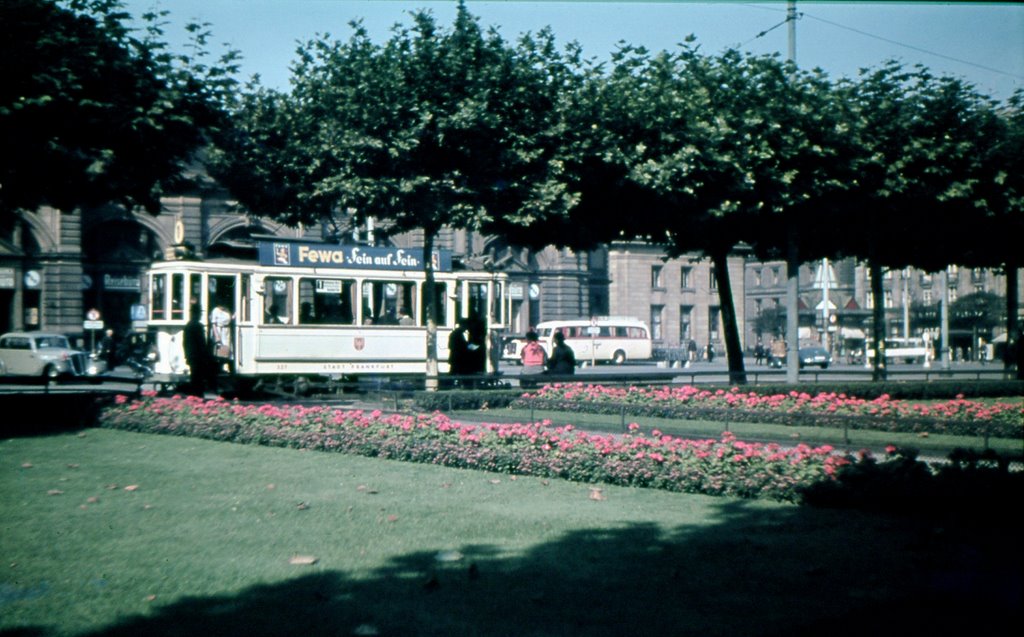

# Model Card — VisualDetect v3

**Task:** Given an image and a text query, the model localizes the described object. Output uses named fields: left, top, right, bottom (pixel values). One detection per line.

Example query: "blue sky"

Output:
left=121, top=1, right=1024, bottom=101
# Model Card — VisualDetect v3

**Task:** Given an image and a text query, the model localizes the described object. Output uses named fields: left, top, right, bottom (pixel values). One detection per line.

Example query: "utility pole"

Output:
left=784, top=0, right=800, bottom=382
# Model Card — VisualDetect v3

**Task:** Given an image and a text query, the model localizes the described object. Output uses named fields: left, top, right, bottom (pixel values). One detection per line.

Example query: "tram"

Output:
left=142, top=238, right=509, bottom=394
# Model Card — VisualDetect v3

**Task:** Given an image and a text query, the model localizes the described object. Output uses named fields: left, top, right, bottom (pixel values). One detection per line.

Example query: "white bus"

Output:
left=866, top=336, right=931, bottom=365
left=505, top=317, right=653, bottom=365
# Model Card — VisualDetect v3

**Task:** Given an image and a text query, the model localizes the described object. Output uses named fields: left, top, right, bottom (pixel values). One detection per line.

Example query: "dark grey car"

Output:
left=798, top=346, right=832, bottom=369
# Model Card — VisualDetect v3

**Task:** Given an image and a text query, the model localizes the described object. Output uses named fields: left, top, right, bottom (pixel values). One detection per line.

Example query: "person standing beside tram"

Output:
left=183, top=304, right=211, bottom=395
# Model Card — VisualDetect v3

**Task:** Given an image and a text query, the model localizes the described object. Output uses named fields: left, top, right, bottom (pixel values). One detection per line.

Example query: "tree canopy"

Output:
left=0, top=0, right=239, bottom=220
left=211, top=2, right=579, bottom=383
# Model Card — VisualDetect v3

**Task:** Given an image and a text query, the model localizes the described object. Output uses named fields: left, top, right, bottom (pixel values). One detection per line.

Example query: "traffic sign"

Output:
left=83, top=320, right=104, bottom=330
left=86, top=308, right=101, bottom=321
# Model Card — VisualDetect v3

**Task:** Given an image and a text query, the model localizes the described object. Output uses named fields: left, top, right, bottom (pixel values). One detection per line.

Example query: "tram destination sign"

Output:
left=259, top=241, right=452, bottom=272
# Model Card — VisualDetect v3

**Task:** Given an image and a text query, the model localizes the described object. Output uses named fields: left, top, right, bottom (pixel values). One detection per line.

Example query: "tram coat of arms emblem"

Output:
left=354, top=336, right=365, bottom=351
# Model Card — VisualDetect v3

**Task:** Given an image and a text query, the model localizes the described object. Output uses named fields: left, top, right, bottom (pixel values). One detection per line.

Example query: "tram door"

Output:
left=206, top=275, right=237, bottom=363
left=455, top=281, right=499, bottom=373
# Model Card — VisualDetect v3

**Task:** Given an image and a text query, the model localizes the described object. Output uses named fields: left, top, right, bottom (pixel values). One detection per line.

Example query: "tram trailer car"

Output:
left=143, top=240, right=509, bottom=394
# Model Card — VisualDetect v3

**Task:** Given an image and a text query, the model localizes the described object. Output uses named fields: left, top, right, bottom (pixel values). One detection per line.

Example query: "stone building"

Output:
left=604, top=242, right=746, bottom=354
left=743, top=257, right=1021, bottom=361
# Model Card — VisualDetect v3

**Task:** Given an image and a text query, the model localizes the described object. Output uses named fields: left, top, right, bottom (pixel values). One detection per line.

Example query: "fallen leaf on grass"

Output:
left=488, top=479, right=501, bottom=485
left=297, top=502, right=310, bottom=510
left=47, top=489, right=63, bottom=496
left=266, top=484, right=276, bottom=490
left=589, top=488, right=606, bottom=501
left=86, top=496, right=99, bottom=503
left=123, top=485, right=139, bottom=492
left=356, top=485, right=379, bottom=494
left=105, top=484, right=118, bottom=490
left=145, top=595, right=157, bottom=602
left=21, top=463, right=33, bottom=469
left=66, top=464, right=79, bottom=469
left=289, top=555, right=318, bottom=565
left=385, top=514, right=399, bottom=523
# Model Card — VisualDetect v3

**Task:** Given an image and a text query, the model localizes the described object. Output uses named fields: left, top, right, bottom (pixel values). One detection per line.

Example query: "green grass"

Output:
left=450, top=407, right=1024, bottom=457
left=2, top=429, right=1020, bottom=636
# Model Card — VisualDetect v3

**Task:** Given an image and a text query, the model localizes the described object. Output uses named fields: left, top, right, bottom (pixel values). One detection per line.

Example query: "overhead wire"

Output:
left=736, top=2, right=1023, bottom=81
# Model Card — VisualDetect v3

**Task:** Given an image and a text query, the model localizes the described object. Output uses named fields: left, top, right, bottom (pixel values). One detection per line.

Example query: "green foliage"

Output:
left=413, top=388, right=522, bottom=412
left=0, top=0, right=240, bottom=217
left=801, top=446, right=1024, bottom=522
left=949, top=291, right=1006, bottom=331
left=836, top=63, right=1006, bottom=271
left=212, top=1, right=575, bottom=239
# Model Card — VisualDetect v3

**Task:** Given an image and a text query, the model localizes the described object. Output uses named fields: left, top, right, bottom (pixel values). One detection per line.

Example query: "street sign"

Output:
left=86, top=308, right=101, bottom=321
left=83, top=320, right=104, bottom=330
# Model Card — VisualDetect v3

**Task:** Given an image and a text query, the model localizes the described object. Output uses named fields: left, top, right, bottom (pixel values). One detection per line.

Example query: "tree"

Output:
left=835, top=63, right=1004, bottom=379
left=0, top=0, right=239, bottom=221
left=580, top=44, right=847, bottom=384
left=211, top=2, right=575, bottom=387
left=949, top=291, right=1004, bottom=334
left=981, top=91, right=1024, bottom=373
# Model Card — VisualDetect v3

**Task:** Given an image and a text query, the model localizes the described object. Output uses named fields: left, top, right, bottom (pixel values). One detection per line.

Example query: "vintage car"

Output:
left=0, top=332, right=96, bottom=381
left=798, top=345, right=833, bottom=369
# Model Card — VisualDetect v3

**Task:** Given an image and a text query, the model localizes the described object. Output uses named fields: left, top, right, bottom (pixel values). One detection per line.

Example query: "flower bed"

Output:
left=512, top=384, right=1024, bottom=439
left=98, top=393, right=856, bottom=503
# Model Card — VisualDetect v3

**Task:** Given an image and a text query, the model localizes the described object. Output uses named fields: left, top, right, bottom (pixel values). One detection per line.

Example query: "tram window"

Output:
left=361, top=280, right=416, bottom=325
left=151, top=274, right=166, bottom=320
left=264, top=277, right=293, bottom=324
left=422, top=282, right=447, bottom=326
left=298, top=277, right=354, bottom=325
left=171, top=273, right=185, bottom=320
left=468, top=282, right=488, bottom=323
left=492, top=282, right=504, bottom=324
left=240, top=275, right=252, bottom=323
left=190, top=274, right=203, bottom=314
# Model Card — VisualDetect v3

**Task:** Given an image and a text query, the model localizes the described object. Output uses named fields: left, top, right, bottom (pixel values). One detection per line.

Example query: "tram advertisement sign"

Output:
left=259, top=241, right=452, bottom=272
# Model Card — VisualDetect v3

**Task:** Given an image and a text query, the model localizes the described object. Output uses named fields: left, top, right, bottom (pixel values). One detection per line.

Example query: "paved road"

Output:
left=1, top=358, right=1016, bottom=396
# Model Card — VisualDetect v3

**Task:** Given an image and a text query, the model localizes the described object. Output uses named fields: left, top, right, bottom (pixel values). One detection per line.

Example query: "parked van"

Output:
left=504, top=317, right=652, bottom=365
left=866, top=336, right=931, bottom=364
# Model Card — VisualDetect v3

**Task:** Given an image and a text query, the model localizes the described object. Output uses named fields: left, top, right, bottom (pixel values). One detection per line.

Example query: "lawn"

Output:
left=2, top=428, right=1020, bottom=636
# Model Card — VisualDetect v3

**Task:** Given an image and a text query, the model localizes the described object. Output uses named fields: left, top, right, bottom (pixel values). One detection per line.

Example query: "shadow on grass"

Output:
left=0, top=394, right=114, bottom=438
left=8, top=499, right=1010, bottom=637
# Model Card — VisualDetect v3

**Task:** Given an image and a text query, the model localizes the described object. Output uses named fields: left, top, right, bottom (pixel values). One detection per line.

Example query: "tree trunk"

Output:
left=1005, top=262, right=1019, bottom=376
left=711, top=249, right=747, bottom=385
left=423, top=232, right=439, bottom=391
left=785, top=227, right=800, bottom=383
left=869, top=258, right=887, bottom=381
